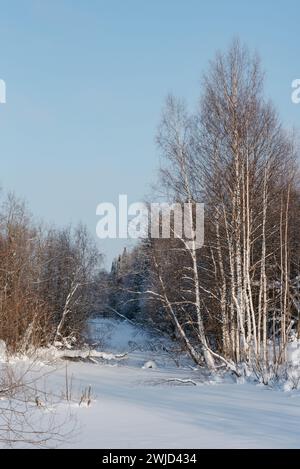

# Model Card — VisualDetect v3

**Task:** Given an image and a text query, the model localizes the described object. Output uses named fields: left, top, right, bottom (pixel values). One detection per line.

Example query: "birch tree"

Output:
left=148, top=40, right=299, bottom=374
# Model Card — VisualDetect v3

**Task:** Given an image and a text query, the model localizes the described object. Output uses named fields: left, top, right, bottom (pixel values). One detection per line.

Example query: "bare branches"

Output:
left=0, top=360, right=75, bottom=448
left=0, top=194, right=104, bottom=353
left=137, top=39, right=300, bottom=376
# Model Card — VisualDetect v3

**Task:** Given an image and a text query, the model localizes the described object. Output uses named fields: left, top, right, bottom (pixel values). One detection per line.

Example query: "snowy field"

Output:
left=1, top=318, right=300, bottom=448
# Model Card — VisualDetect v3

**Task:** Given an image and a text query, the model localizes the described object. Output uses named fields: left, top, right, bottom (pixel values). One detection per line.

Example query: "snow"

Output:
left=42, top=359, right=300, bottom=448
left=87, top=317, right=153, bottom=352
left=1, top=318, right=300, bottom=448
left=0, top=340, right=6, bottom=359
left=142, top=360, right=157, bottom=369
left=287, top=337, right=300, bottom=364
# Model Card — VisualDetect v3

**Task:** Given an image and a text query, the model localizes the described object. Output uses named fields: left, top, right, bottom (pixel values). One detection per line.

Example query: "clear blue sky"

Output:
left=0, top=0, right=299, bottom=267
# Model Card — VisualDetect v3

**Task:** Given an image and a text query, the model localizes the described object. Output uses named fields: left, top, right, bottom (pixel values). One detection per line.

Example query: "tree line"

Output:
left=107, top=40, right=300, bottom=379
left=1, top=40, right=300, bottom=381
left=0, top=193, right=104, bottom=353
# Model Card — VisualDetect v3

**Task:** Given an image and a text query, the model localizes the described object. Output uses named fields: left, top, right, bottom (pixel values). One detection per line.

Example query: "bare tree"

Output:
left=144, top=40, right=299, bottom=377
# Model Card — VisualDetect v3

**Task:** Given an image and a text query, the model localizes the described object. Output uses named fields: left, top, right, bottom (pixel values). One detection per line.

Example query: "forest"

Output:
left=1, top=39, right=300, bottom=448
left=1, top=41, right=300, bottom=378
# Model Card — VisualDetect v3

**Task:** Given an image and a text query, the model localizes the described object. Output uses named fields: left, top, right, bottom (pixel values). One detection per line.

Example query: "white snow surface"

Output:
left=1, top=317, right=300, bottom=448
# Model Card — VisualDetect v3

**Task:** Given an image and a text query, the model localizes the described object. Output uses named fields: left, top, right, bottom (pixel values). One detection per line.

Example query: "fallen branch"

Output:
left=157, top=378, right=198, bottom=386
left=60, top=349, right=128, bottom=362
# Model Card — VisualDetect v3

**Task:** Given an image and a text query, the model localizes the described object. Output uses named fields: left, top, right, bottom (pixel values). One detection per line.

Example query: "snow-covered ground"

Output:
left=1, top=318, right=300, bottom=448
left=52, top=360, right=300, bottom=448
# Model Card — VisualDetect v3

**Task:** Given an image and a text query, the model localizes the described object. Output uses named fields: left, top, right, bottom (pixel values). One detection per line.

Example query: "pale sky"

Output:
left=0, top=0, right=299, bottom=268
